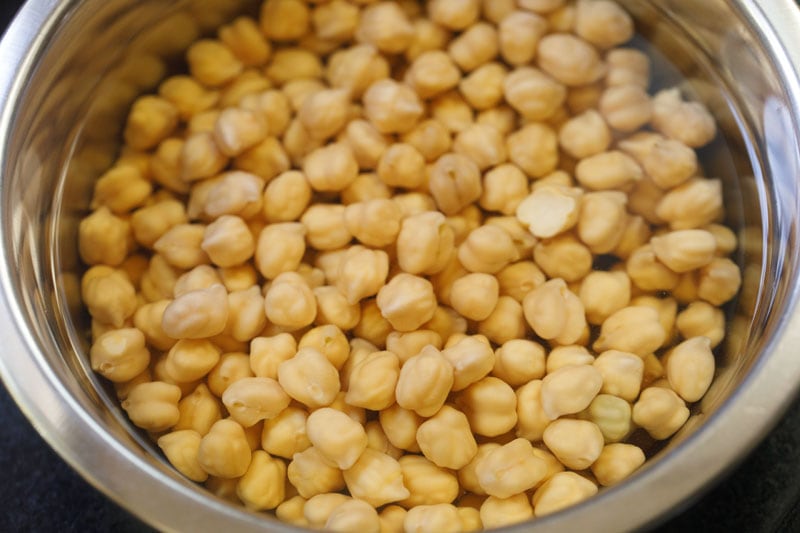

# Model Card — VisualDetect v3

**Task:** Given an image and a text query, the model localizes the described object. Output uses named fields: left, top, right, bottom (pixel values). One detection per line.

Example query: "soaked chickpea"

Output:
left=82, top=0, right=742, bottom=529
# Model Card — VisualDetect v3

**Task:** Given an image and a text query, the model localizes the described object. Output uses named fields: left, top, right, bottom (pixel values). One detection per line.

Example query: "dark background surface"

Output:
left=2, top=1, right=800, bottom=532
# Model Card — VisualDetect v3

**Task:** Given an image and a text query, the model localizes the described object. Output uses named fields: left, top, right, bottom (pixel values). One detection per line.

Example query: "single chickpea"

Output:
left=124, top=96, right=179, bottom=151
left=377, top=143, right=426, bottom=189
left=278, top=347, right=340, bottom=409
left=665, top=336, right=716, bottom=403
left=343, top=120, right=390, bottom=171
left=523, top=278, right=587, bottom=346
left=458, top=225, right=519, bottom=274
left=404, top=504, right=462, bottom=533
left=606, top=48, right=650, bottom=88
left=379, top=505, right=408, bottom=533
left=235, top=450, right=286, bottom=511
left=496, top=261, right=546, bottom=303
left=657, top=178, right=724, bottom=231
left=254, top=222, right=306, bottom=280
left=574, top=0, right=634, bottom=49
left=300, top=204, right=351, bottom=251
left=353, top=299, right=393, bottom=348
left=78, top=207, right=132, bottom=267
left=479, top=164, right=528, bottom=216
left=239, top=90, right=291, bottom=136
left=506, top=123, right=559, bottom=178
left=200, top=215, right=255, bottom=268
left=265, top=48, right=322, bottom=85
left=140, top=254, right=181, bottom=303
left=499, top=11, right=548, bottom=66
left=131, top=200, right=188, bottom=250
left=416, top=405, right=478, bottom=470
left=213, top=107, right=268, bottom=158
left=288, top=446, right=346, bottom=499
left=298, top=88, right=351, bottom=141
left=133, top=299, right=176, bottom=351
left=122, top=381, right=182, bottom=432
left=341, top=173, right=393, bottom=204
left=327, top=44, right=390, bottom=99
left=82, top=267, right=137, bottom=328
left=345, top=350, right=400, bottom=410
left=579, top=270, right=631, bottom=325
left=575, top=150, right=642, bottom=190
left=640, top=138, right=698, bottom=190
left=558, top=109, right=612, bottom=159
left=449, top=273, right=499, bottom=322
left=491, top=339, right=545, bottom=387
left=302, top=143, right=359, bottom=192
left=652, top=88, right=717, bottom=148
left=312, top=286, right=361, bottom=331
left=584, top=393, right=632, bottom=443
left=458, top=62, right=506, bottom=111
left=481, top=0, right=516, bottom=23
left=220, top=376, right=289, bottom=429
left=592, top=350, right=643, bottom=402
left=594, top=305, right=667, bottom=356
left=218, top=16, right=270, bottom=67
left=476, top=105, right=517, bottom=135
left=459, top=443, right=502, bottom=495
left=264, top=272, right=317, bottom=330
left=395, top=345, right=454, bottom=417
left=152, top=223, right=209, bottom=270
left=305, top=407, right=367, bottom=470
left=396, top=211, right=455, bottom=275
left=250, top=333, right=296, bottom=380
left=477, top=296, right=527, bottom=345
left=204, top=171, right=264, bottom=220
left=406, top=51, right=461, bottom=99
left=363, top=79, right=424, bottom=134
left=158, top=75, right=219, bottom=120
left=207, top=352, right=254, bottom=397
left=356, top=2, right=414, bottom=54
left=342, top=449, right=410, bottom=509
left=186, top=39, right=243, bottom=87
left=304, top=493, right=351, bottom=529
left=453, top=124, right=508, bottom=171
left=431, top=91, right=474, bottom=133
left=385, top=330, right=443, bottom=365
left=516, top=185, right=582, bottom=240
left=260, top=0, right=310, bottom=42
left=448, top=22, right=498, bottom=72
left=297, top=325, right=350, bottom=370
left=428, top=0, right=480, bottom=30
left=480, top=494, right=532, bottom=530
left=537, top=33, right=605, bottom=87
left=174, top=383, right=222, bottom=436
left=90, top=328, right=151, bottom=383
left=534, top=234, right=593, bottom=282
left=456, top=376, right=517, bottom=437
left=532, top=471, right=598, bottom=517
left=676, top=301, right=725, bottom=348
left=261, top=406, right=310, bottom=459
left=164, top=339, right=221, bottom=383
left=599, top=84, right=652, bottom=132
left=325, top=499, right=381, bottom=533
left=180, top=132, right=228, bottom=182
left=651, top=229, right=717, bottom=274
left=91, top=165, right=152, bottom=215
left=626, top=244, right=680, bottom=291
left=514, top=380, right=552, bottom=442
left=398, top=455, right=460, bottom=507
left=158, top=430, right=208, bottom=483
left=440, top=335, right=496, bottom=391
left=335, top=246, right=389, bottom=305
left=275, top=495, right=308, bottom=527
left=632, top=386, right=690, bottom=439
left=591, top=443, right=646, bottom=487
left=426, top=154, right=482, bottom=216
left=696, top=257, right=742, bottom=306
left=542, top=418, right=604, bottom=470
left=379, top=404, right=423, bottom=452
left=162, top=283, right=228, bottom=340
left=577, top=190, right=628, bottom=254
left=233, top=136, right=290, bottom=181
left=475, top=438, right=548, bottom=499
left=311, top=0, right=359, bottom=42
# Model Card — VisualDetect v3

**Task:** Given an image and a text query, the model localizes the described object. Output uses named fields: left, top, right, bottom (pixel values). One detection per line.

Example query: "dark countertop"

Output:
left=2, top=2, right=800, bottom=532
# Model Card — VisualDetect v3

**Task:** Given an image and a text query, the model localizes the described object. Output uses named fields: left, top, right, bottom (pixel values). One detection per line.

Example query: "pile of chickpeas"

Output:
left=78, top=0, right=743, bottom=530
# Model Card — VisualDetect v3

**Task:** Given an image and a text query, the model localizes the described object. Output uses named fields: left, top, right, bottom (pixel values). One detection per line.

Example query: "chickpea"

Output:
left=334, top=246, right=389, bottom=305
left=506, top=123, right=559, bottom=178
left=480, top=494, right=532, bottom=530
left=579, top=271, right=631, bottom=325
left=356, top=2, right=414, bottom=54
left=696, top=257, right=742, bottom=306
left=278, top=348, right=340, bottom=409
left=537, top=33, right=605, bottom=87
left=431, top=91, right=474, bottom=133
left=354, top=299, right=394, bottom=348
left=449, top=273, right=499, bottom=322
left=395, top=345, right=454, bottom=417
left=676, top=301, right=725, bottom=348
left=288, top=446, right=346, bottom=498
left=327, top=44, right=390, bottom=99
left=542, top=418, right=604, bottom=470
left=575, top=150, right=642, bottom=190
left=386, top=330, right=443, bottom=364
left=632, top=386, right=690, bottom=439
left=514, top=380, right=551, bottom=442
left=180, top=132, right=229, bottom=182
left=398, top=455, right=460, bottom=507
left=312, top=0, right=359, bottom=42
left=406, top=51, right=461, bottom=99
left=300, top=205, right=351, bottom=252
left=249, top=333, right=296, bottom=381
left=456, top=376, right=517, bottom=437
left=532, top=471, right=598, bottom=517
left=400, top=120, right=452, bottom=163
left=363, top=79, right=424, bottom=134
left=124, top=96, right=179, bottom=151
left=82, top=267, right=137, bottom=328
left=122, top=381, right=182, bottom=432
left=306, top=407, right=368, bottom=470
left=416, top=405, right=478, bottom=470
left=523, top=278, right=587, bottom=346
left=239, top=90, right=291, bottom=136
left=499, top=11, right=547, bottom=66
left=261, top=406, right=310, bottom=459
left=253, top=222, right=306, bottom=280
left=599, top=84, right=652, bottom=132
left=447, top=22, right=498, bottom=72
left=558, top=109, right=612, bottom=159
left=452, top=124, right=507, bottom=172
left=264, top=272, right=317, bottom=330
left=78, top=207, right=132, bottom=267
left=395, top=211, right=455, bottom=276
left=440, top=335, right=496, bottom=392
left=379, top=404, right=423, bottom=452
left=477, top=295, right=527, bottom=345
left=91, top=165, right=152, bottom=215
left=260, top=0, right=310, bottom=42
left=304, top=493, right=351, bottom=528
left=428, top=154, right=482, bottom=216
left=574, top=0, right=634, bottom=49
left=665, top=336, right=715, bottom=403
left=428, top=0, right=480, bottom=30
left=458, top=225, right=519, bottom=274
left=325, top=499, right=381, bottom=533
left=162, top=283, right=228, bottom=340
left=207, top=352, right=254, bottom=397
left=475, top=438, right=548, bottom=499
left=275, top=495, right=308, bottom=527
left=377, top=143, right=427, bottom=189
left=652, top=88, right=717, bottom=148
left=657, top=177, right=724, bottom=231
left=159, top=75, right=219, bottom=120
left=534, top=234, right=593, bottom=282
left=90, top=328, right=151, bottom=383
left=302, top=142, right=359, bottom=192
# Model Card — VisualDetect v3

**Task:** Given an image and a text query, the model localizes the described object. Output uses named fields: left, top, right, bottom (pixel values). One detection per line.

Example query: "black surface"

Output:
left=3, top=2, right=800, bottom=532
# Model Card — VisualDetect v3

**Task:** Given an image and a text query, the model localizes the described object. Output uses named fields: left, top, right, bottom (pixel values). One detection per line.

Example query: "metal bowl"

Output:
left=1, top=0, right=800, bottom=531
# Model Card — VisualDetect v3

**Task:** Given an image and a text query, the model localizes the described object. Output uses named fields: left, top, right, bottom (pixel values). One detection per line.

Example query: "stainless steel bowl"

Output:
left=1, top=0, right=800, bottom=531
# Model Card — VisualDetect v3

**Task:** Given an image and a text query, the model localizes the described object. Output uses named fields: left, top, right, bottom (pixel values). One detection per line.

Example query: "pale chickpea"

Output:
left=200, top=215, right=255, bottom=268
left=298, top=88, right=351, bottom=141
left=234, top=136, right=291, bottom=181
left=606, top=48, right=651, bottom=89
left=363, top=79, right=424, bottom=134
left=506, top=123, right=559, bottom=178
left=401, top=119, right=452, bottom=163
left=440, top=335, right=496, bottom=391
left=476, top=438, right=548, bottom=499
left=428, top=0, right=480, bottom=30
left=532, top=471, right=598, bottom=517
left=584, top=393, right=632, bottom=443
left=406, top=50, right=461, bottom=99
left=477, top=296, right=527, bottom=345
left=327, top=44, right=390, bottom=99
left=558, top=109, right=612, bottom=159
left=222, top=376, right=291, bottom=428
left=416, top=405, right=478, bottom=469
left=264, top=272, right=317, bottom=330
left=377, top=143, right=427, bottom=189
left=122, top=381, right=182, bottom=432
left=480, top=494, right=533, bottom=530
left=249, top=333, right=297, bottom=380
left=345, top=350, right=400, bottom=411
left=253, top=222, right=306, bottom=280
left=580, top=270, right=631, bottom=325
left=325, top=499, right=381, bottom=533
left=398, top=454, right=460, bottom=507
left=428, top=153, right=483, bottom=216
left=537, top=33, right=605, bottom=87
left=542, top=418, right=604, bottom=470
left=448, top=22, right=499, bottom=72
left=313, top=286, right=362, bottom=331
left=449, top=273, right=499, bottom=322
left=180, top=132, right=228, bottom=182
left=90, top=328, right=151, bottom=383
left=523, top=278, right=587, bottom=346
left=82, top=267, right=137, bottom=328
left=594, top=305, right=667, bottom=357
left=78, top=207, right=132, bottom=267
left=260, top=0, right=310, bottom=42
left=575, top=150, right=642, bottom=190
left=697, top=257, right=742, bottom=306
left=336, top=246, right=390, bottom=305
left=300, top=204, right=351, bottom=251
left=287, top=446, right=345, bottom=498
left=186, top=39, right=243, bottom=88
left=665, top=336, right=716, bottom=403
left=162, top=283, right=228, bottom=340
left=479, top=164, right=528, bottom=216
left=341, top=173, right=393, bottom=205
left=453, top=124, right=507, bottom=171
left=379, top=404, right=423, bottom=452
left=356, top=2, right=414, bottom=54
left=577, top=190, right=628, bottom=254
left=312, top=0, right=359, bottom=42
left=456, top=376, right=517, bottom=437
left=278, top=348, right=340, bottom=409
left=354, top=299, right=393, bottom=348
left=534, top=233, right=593, bottom=282
left=430, top=91, right=474, bottom=133
left=302, top=143, right=359, bottom=192
left=591, top=443, right=646, bottom=487
left=498, top=11, right=547, bottom=66
left=225, top=286, right=267, bottom=343
left=158, top=75, right=219, bottom=120
left=206, top=352, right=254, bottom=397
left=91, top=165, right=152, bottom=215
left=266, top=48, right=323, bottom=85
left=476, top=105, right=517, bottom=135
left=262, top=171, right=312, bottom=223
left=261, top=406, right=310, bottom=459
left=239, top=90, right=291, bottom=136
left=676, top=301, right=725, bottom=348
left=656, top=178, right=724, bottom=230
left=344, top=449, right=410, bottom=508
left=459, top=62, right=507, bottom=111
left=652, top=88, right=717, bottom=148
left=504, top=67, right=566, bottom=122
left=632, top=386, right=690, bottom=439
left=395, top=345, right=454, bottom=417
left=574, top=0, right=634, bottom=49
left=515, top=380, right=551, bottom=442
left=492, top=339, right=545, bottom=386
left=458, top=225, right=519, bottom=274
left=158, top=430, right=208, bottom=483
left=124, top=96, right=179, bottom=151
left=599, top=84, right=653, bottom=132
